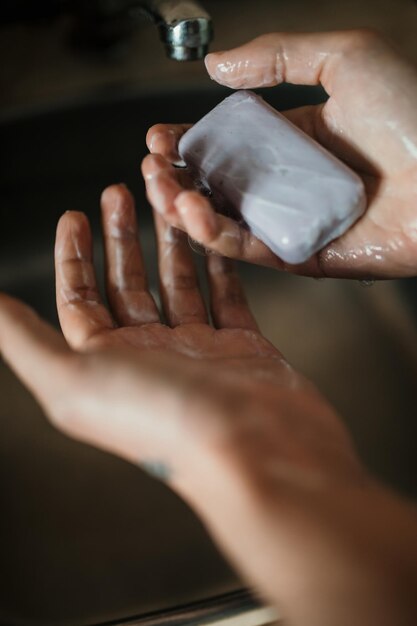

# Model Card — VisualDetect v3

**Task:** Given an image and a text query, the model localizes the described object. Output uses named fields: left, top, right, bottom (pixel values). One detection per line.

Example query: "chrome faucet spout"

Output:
left=139, top=0, right=213, bottom=61
left=0, top=1, right=213, bottom=62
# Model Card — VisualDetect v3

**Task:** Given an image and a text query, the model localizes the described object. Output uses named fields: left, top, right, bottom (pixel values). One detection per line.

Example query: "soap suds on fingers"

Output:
left=179, top=90, right=366, bottom=265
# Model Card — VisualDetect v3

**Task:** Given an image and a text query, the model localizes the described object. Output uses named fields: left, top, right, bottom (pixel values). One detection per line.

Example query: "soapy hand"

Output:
left=144, top=30, right=417, bottom=278
left=0, top=181, right=360, bottom=580
left=1, top=186, right=417, bottom=625
left=0, top=183, right=360, bottom=484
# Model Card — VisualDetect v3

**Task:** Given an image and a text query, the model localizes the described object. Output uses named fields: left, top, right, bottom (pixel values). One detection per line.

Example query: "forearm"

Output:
left=179, top=447, right=417, bottom=626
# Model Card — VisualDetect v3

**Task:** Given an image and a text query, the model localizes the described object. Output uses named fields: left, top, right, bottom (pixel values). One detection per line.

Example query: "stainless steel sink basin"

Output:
left=1, top=86, right=417, bottom=626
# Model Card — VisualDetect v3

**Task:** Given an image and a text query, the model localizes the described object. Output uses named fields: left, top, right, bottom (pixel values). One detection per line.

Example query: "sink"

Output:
left=1, top=85, right=417, bottom=626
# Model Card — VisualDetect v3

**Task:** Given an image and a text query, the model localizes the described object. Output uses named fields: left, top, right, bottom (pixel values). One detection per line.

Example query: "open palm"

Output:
left=0, top=183, right=358, bottom=477
left=56, top=184, right=278, bottom=363
left=0, top=184, right=390, bottom=626
left=48, top=183, right=358, bottom=482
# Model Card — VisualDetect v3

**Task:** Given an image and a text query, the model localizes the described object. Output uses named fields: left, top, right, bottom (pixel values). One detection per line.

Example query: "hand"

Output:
left=0, top=183, right=357, bottom=475
left=143, top=30, right=417, bottom=279
left=1, top=185, right=417, bottom=626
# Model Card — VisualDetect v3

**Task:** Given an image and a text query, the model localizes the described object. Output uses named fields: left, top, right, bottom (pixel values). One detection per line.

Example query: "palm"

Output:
left=55, top=184, right=277, bottom=371
left=318, top=181, right=417, bottom=278
left=295, top=40, right=417, bottom=279
left=0, top=183, right=413, bottom=626
left=56, top=184, right=354, bottom=470
left=87, top=322, right=276, bottom=362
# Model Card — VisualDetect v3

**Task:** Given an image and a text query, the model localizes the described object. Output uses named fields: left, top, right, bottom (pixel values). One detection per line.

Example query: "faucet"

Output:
left=2, top=0, right=213, bottom=61
left=139, top=0, right=213, bottom=61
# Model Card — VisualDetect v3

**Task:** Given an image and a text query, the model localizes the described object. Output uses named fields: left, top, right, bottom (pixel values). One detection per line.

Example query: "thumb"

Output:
left=0, top=294, right=73, bottom=409
left=204, top=30, right=378, bottom=91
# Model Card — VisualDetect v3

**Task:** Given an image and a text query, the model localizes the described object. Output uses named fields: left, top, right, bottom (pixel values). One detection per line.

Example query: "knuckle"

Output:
left=254, top=32, right=279, bottom=47
left=345, top=27, right=384, bottom=49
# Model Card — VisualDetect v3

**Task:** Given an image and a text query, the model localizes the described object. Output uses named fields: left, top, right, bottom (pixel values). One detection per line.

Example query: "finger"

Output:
left=206, top=256, right=258, bottom=331
left=101, top=184, right=160, bottom=326
left=0, top=294, right=74, bottom=408
left=174, top=190, right=286, bottom=270
left=141, top=154, right=190, bottom=229
left=154, top=212, right=208, bottom=327
left=142, top=155, right=282, bottom=267
left=205, top=30, right=372, bottom=91
left=55, top=211, right=114, bottom=349
left=143, top=158, right=321, bottom=275
left=146, top=123, right=192, bottom=164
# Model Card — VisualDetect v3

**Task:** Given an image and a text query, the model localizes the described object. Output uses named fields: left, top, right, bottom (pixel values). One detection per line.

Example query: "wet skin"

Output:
left=1, top=184, right=417, bottom=626
left=144, top=30, right=417, bottom=279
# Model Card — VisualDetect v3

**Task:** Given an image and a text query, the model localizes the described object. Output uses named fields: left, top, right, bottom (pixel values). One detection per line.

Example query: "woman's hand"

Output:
left=1, top=185, right=417, bottom=626
left=143, top=30, right=417, bottom=279
left=0, top=183, right=357, bottom=478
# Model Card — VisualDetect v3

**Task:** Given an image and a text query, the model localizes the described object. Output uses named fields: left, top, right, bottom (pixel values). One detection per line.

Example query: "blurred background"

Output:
left=1, top=0, right=417, bottom=114
left=1, top=1, right=417, bottom=626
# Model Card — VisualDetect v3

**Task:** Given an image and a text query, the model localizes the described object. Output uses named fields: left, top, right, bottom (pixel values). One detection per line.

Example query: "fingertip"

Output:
left=148, top=131, right=165, bottom=156
left=55, top=210, right=92, bottom=262
left=0, top=293, right=30, bottom=318
left=100, top=184, right=133, bottom=223
left=204, top=51, right=221, bottom=79
left=147, top=124, right=170, bottom=155
left=146, top=124, right=164, bottom=151
left=141, top=153, right=172, bottom=180
left=0, top=296, right=40, bottom=361
left=0, top=294, right=68, bottom=357
left=147, top=128, right=185, bottom=164
left=174, top=191, right=219, bottom=242
left=56, top=210, right=89, bottom=237
left=141, top=153, right=153, bottom=175
left=101, top=183, right=129, bottom=204
left=204, top=52, right=213, bottom=73
left=61, top=210, right=87, bottom=221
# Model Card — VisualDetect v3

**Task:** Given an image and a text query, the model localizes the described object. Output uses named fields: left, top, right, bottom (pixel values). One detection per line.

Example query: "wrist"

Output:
left=181, top=446, right=417, bottom=626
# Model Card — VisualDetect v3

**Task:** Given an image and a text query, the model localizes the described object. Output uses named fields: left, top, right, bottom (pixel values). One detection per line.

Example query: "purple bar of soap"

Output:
left=178, top=91, right=366, bottom=264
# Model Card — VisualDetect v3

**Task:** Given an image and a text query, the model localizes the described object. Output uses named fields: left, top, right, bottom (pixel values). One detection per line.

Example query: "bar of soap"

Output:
left=178, top=90, right=366, bottom=264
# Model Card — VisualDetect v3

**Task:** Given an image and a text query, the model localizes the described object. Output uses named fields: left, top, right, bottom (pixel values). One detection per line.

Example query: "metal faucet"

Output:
left=2, top=0, right=213, bottom=62
left=139, top=1, right=213, bottom=61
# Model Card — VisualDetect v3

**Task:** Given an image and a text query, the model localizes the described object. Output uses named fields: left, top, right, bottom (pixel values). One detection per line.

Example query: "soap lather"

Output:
left=178, top=91, right=366, bottom=265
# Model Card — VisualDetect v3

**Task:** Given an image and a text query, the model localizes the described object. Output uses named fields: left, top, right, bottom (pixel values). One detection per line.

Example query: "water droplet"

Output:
left=359, top=279, right=375, bottom=288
